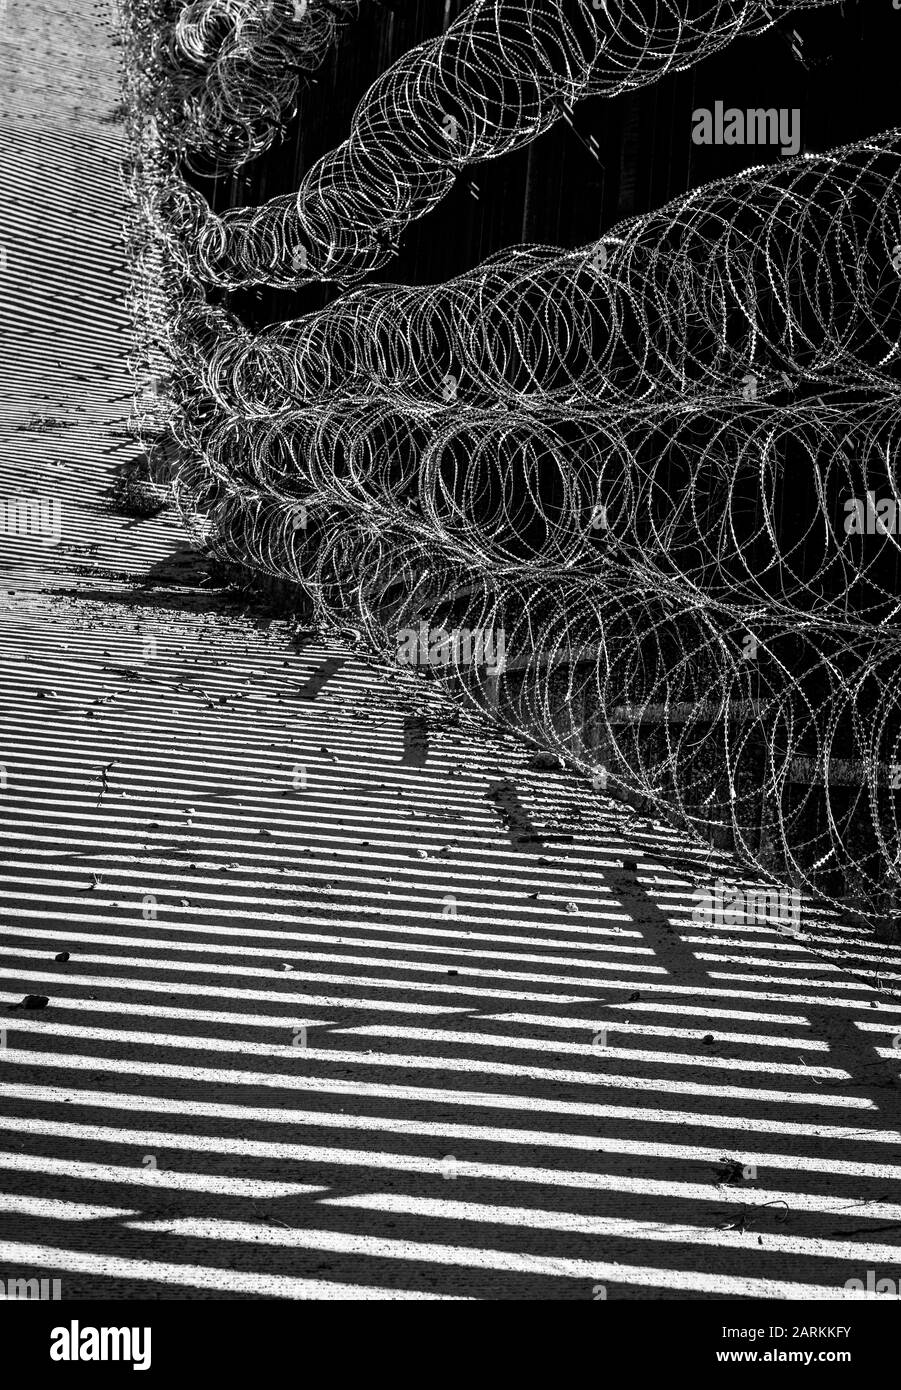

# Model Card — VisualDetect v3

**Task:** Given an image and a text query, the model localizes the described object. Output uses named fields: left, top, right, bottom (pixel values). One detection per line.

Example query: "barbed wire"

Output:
left=168, top=445, right=901, bottom=915
left=119, top=0, right=901, bottom=921
left=155, top=0, right=841, bottom=286
left=170, top=129, right=901, bottom=420
left=128, top=0, right=366, bottom=173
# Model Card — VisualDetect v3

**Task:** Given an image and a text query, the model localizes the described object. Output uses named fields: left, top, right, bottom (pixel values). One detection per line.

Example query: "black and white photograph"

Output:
left=2, top=0, right=901, bottom=1353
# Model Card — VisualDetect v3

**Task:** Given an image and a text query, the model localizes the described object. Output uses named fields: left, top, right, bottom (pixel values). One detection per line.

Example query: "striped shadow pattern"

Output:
left=2, top=590, right=901, bottom=1298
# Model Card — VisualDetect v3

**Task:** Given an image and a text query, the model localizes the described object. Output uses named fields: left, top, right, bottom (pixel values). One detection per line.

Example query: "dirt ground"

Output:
left=2, top=0, right=901, bottom=1301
